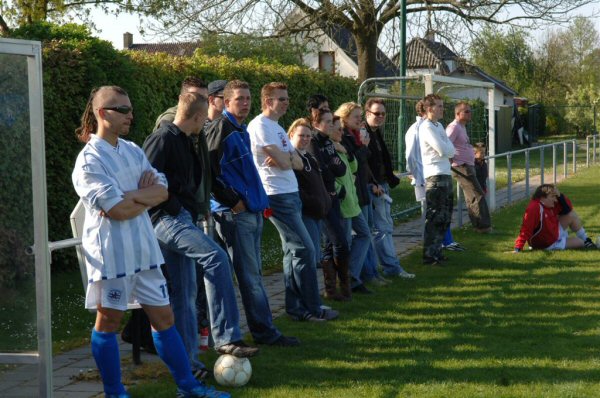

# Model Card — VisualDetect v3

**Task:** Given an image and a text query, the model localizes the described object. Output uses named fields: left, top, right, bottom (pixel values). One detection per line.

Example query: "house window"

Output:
left=319, top=51, right=335, bottom=74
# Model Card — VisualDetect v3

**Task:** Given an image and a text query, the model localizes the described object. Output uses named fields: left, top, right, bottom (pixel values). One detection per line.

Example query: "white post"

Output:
left=488, top=88, right=496, bottom=211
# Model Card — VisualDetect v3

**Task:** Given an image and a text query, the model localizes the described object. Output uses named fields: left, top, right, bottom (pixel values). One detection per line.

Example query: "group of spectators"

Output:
left=70, top=77, right=597, bottom=398
left=71, top=77, right=419, bottom=398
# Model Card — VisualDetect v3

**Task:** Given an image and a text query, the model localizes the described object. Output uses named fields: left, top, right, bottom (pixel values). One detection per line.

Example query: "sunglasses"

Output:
left=102, top=106, right=133, bottom=114
left=368, top=111, right=386, bottom=117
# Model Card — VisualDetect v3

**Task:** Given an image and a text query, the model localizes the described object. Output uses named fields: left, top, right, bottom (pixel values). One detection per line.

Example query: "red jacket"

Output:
left=514, top=194, right=572, bottom=250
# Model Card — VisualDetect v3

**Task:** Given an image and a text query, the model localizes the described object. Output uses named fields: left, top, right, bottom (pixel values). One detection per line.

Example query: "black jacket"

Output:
left=143, top=122, right=203, bottom=222
left=294, top=151, right=332, bottom=219
left=366, top=123, right=400, bottom=188
left=311, top=130, right=346, bottom=194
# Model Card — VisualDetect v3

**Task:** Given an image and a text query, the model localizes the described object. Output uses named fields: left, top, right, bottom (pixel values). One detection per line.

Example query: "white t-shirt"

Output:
left=247, top=113, right=298, bottom=195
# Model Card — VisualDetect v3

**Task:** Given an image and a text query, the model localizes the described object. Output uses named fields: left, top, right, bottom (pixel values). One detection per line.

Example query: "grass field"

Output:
left=128, top=164, right=600, bottom=398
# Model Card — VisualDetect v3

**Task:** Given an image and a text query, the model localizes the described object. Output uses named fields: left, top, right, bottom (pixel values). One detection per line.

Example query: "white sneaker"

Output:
left=398, top=270, right=416, bottom=279
left=443, top=242, right=465, bottom=251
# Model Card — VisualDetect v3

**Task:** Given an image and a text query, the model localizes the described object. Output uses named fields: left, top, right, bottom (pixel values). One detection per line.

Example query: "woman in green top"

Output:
left=331, top=116, right=373, bottom=295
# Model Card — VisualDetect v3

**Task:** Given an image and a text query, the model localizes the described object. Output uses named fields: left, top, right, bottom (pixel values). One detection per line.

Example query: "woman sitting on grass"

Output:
left=513, top=184, right=597, bottom=252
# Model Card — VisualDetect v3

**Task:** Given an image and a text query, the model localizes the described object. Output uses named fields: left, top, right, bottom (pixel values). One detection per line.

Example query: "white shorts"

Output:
left=85, top=268, right=170, bottom=311
left=545, top=224, right=568, bottom=251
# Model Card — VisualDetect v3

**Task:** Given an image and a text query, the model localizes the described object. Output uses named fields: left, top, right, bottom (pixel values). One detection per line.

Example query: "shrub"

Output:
left=4, top=22, right=358, bottom=281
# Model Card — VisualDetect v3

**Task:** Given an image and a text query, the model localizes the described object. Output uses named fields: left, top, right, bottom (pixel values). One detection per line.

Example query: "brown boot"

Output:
left=322, top=259, right=345, bottom=301
left=333, top=257, right=352, bottom=301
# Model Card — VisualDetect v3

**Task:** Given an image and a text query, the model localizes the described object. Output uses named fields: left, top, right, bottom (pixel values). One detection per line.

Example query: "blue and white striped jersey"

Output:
left=72, top=135, right=166, bottom=282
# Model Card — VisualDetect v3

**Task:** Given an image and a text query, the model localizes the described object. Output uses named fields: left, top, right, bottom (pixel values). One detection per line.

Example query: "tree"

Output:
left=0, top=0, right=149, bottom=35
left=470, top=26, right=535, bottom=96
left=142, top=0, right=596, bottom=82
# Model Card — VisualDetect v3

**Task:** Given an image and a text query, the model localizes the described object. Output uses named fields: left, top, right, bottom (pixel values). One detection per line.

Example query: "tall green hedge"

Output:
left=3, top=22, right=358, bottom=279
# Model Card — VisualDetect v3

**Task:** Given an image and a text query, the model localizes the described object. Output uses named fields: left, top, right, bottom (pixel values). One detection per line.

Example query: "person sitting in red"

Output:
left=514, top=184, right=596, bottom=252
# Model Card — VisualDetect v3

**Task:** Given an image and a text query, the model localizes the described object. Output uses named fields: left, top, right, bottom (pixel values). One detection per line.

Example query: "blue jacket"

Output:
left=205, top=111, right=269, bottom=213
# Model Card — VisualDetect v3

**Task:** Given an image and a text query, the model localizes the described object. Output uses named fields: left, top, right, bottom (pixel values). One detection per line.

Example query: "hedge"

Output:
left=1, top=22, right=358, bottom=283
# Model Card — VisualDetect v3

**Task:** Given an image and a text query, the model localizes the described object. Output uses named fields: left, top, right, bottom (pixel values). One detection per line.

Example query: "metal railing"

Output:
left=455, top=136, right=598, bottom=227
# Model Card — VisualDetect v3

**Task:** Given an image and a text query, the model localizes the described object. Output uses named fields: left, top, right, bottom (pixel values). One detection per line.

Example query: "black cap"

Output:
left=208, top=80, right=228, bottom=96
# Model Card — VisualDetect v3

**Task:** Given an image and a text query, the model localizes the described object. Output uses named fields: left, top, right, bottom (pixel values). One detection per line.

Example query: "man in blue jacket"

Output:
left=206, top=80, right=299, bottom=346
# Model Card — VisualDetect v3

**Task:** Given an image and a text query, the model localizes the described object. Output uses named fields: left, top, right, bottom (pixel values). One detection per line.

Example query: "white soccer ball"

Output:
left=213, top=354, right=252, bottom=387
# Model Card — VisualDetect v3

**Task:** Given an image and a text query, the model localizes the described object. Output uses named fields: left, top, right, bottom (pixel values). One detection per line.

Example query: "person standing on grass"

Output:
left=446, top=102, right=492, bottom=233
left=247, top=82, right=338, bottom=322
left=406, top=100, right=464, bottom=253
left=311, top=109, right=352, bottom=301
left=419, top=94, right=455, bottom=265
left=72, top=86, right=229, bottom=398
left=364, top=98, right=415, bottom=279
left=206, top=80, right=301, bottom=344
left=334, top=102, right=377, bottom=294
left=513, top=184, right=597, bottom=252
left=145, top=92, right=260, bottom=370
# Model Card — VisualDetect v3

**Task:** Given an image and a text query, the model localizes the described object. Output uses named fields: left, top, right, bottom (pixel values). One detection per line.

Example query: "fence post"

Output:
left=572, top=140, right=577, bottom=174
left=456, top=181, right=463, bottom=227
left=587, top=136, right=590, bottom=167
left=595, top=135, right=597, bottom=164
left=552, top=145, right=557, bottom=184
left=525, top=149, right=530, bottom=198
left=540, top=147, right=545, bottom=185
left=507, top=153, right=512, bottom=205
left=563, top=142, right=567, bottom=178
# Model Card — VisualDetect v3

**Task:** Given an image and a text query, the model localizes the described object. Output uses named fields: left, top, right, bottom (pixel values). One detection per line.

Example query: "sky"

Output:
left=87, top=3, right=600, bottom=52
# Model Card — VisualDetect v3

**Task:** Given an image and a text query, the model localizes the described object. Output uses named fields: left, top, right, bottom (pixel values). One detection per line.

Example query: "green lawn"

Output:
left=130, top=165, right=600, bottom=398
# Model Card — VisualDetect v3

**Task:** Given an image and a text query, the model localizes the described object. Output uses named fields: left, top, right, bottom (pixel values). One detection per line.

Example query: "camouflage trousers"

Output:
left=423, top=174, right=453, bottom=260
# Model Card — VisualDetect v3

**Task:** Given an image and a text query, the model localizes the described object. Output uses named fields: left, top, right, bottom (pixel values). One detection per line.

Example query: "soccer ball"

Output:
left=213, top=354, right=252, bottom=387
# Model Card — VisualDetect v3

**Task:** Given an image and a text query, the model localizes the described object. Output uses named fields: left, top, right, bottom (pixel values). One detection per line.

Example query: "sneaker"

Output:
left=398, top=270, right=416, bottom=279
left=215, top=341, right=259, bottom=357
left=351, top=284, right=373, bottom=294
left=375, top=275, right=392, bottom=284
left=443, top=242, right=465, bottom=251
left=320, top=304, right=332, bottom=310
left=369, top=277, right=388, bottom=287
left=177, top=383, right=231, bottom=398
left=265, top=335, right=301, bottom=346
left=306, top=308, right=339, bottom=322
left=584, top=237, right=597, bottom=249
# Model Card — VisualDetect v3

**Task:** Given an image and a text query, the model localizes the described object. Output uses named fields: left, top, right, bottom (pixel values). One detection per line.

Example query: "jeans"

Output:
left=345, top=211, right=371, bottom=288
left=268, top=192, right=322, bottom=319
left=322, top=196, right=350, bottom=262
left=360, top=204, right=380, bottom=282
left=213, top=210, right=281, bottom=344
left=161, top=251, right=203, bottom=371
left=371, top=182, right=405, bottom=276
left=154, top=208, right=241, bottom=350
left=302, top=215, right=322, bottom=267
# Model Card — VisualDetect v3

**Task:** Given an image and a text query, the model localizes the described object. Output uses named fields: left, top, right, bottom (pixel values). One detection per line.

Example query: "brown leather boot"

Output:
left=333, top=256, right=352, bottom=301
left=322, top=259, right=344, bottom=301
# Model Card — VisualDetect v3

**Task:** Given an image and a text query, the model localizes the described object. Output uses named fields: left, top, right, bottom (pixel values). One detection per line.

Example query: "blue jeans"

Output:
left=302, top=215, right=322, bottom=267
left=360, top=204, right=380, bottom=282
left=154, top=208, right=241, bottom=350
left=345, top=211, right=371, bottom=288
left=213, top=210, right=281, bottom=344
left=269, top=192, right=322, bottom=319
left=161, top=251, right=204, bottom=371
left=322, top=196, right=350, bottom=262
left=371, top=183, right=405, bottom=276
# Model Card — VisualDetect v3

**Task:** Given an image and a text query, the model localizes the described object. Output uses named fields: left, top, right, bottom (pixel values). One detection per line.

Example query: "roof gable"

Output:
left=319, top=23, right=398, bottom=77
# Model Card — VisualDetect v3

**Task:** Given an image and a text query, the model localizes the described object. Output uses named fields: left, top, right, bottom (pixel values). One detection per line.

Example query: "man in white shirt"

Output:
left=72, top=86, right=229, bottom=398
left=247, top=82, right=338, bottom=322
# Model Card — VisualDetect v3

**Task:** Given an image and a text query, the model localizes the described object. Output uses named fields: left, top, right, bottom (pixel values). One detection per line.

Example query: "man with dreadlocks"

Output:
left=71, top=86, right=230, bottom=398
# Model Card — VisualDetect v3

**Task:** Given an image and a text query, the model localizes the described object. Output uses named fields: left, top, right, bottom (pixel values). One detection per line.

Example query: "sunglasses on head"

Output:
left=102, top=106, right=133, bottom=114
